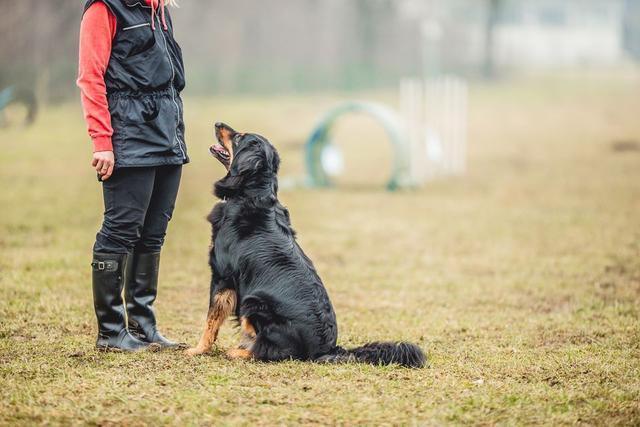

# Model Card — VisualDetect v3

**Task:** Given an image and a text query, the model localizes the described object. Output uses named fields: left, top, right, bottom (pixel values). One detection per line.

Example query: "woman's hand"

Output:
left=92, top=151, right=115, bottom=181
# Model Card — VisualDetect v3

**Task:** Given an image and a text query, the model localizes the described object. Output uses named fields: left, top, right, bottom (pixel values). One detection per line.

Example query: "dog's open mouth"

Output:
left=211, top=122, right=235, bottom=170
left=210, top=143, right=231, bottom=169
left=210, top=143, right=230, bottom=167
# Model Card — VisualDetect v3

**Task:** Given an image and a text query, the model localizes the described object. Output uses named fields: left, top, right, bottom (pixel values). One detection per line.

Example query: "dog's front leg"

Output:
left=185, top=288, right=236, bottom=356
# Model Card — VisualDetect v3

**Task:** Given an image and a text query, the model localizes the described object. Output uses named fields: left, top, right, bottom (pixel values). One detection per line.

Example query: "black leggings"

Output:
left=94, top=165, right=182, bottom=254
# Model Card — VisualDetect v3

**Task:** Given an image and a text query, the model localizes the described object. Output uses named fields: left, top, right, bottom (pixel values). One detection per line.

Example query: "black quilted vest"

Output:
left=83, top=0, right=189, bottom=167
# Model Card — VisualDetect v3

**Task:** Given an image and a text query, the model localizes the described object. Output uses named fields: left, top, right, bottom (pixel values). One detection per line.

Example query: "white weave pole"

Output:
left=454, top=77, right=468, bottom=174
left=400, top=75, right=468, bottom=184
left=400, top=78, right=424, bottom=183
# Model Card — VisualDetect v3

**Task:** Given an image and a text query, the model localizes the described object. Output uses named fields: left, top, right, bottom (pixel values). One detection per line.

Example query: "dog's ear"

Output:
left=270, top=148, right=280, bottom=174
left=214, top=173, right=244, bottom=199
left=252, top=159, right=263, bottom=172
left=235, top=146, right=264, bottom=175
left=214, top=148, right=261, bottom=198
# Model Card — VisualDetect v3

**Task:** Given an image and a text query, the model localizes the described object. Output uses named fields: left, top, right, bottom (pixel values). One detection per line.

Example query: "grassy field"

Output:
left=1, top=73, right=639, bottom=425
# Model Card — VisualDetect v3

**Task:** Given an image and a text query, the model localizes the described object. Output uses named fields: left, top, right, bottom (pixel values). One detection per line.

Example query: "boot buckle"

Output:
left=92, top=261, right=111, bottom=271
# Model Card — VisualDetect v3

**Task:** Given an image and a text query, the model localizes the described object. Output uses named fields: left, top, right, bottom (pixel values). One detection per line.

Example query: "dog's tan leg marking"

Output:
left=185, top=289, right=237, bottom=356
left=226, top=348, right=253, bottom=360
left=226, top=317, right=256, bottom=360
left=240, top=316, right=256, bottom=339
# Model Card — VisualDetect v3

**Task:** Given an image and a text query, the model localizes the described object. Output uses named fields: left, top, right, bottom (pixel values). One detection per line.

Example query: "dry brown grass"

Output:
left=1, top=72, right=639, bottom=425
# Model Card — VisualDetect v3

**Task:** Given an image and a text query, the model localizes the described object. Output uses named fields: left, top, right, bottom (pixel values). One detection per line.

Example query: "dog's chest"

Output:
left=209, top=214, right=240, bottom=262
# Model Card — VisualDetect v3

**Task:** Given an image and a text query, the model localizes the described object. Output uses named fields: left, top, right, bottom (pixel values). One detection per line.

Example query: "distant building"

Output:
left=399, top=0, right=631, bottom=75
left=624, top=0, right=640, bottom=59
left=494, top=0, right=627, bottom=68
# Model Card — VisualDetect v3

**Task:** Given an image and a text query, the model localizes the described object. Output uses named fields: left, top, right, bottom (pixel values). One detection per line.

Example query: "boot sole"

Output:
left=95, top=343, right=161, bottom=352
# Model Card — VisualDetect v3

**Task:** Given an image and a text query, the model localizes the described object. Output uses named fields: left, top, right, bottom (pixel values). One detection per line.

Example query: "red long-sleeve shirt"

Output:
left=77, top=0, right=160, bottom=152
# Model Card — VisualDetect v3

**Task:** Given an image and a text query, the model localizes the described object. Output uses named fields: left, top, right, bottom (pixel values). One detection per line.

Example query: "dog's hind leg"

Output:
left=225, top=316, right=257, bottom=360
left=185, top=288, right=236, bottom=356
left=224, top=293, right=306, bottom=362
left=226, top=348, right=253, bottom=360
left=247, top=323, right=307, bottom=362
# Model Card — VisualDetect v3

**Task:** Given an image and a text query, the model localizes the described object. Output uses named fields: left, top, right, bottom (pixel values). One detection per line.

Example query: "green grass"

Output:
left=1, top=72, right=639, bottom=425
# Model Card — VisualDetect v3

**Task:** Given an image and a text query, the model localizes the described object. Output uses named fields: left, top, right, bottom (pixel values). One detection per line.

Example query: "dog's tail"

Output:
left=316, top=342, right=426, bottom=368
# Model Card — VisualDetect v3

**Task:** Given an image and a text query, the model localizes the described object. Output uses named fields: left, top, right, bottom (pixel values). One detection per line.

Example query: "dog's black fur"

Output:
left=204, top=123, right=425, bottom=368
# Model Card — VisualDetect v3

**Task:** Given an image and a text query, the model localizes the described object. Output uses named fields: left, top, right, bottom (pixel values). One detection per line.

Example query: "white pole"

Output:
left=401, top=74, right=468, bottom=184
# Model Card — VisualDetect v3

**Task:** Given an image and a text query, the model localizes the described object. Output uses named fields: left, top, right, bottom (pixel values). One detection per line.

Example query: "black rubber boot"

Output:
left=125, top=252, right=182, bottom=349
left=92, top=253, right=150, bottom=352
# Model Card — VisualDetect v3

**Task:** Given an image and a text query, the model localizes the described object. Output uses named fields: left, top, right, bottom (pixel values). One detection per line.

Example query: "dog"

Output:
left=185, top=123, right=426, bottom=368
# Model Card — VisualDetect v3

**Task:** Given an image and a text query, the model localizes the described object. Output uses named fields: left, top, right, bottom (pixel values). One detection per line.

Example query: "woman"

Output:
left=77, top=0, right=187, bottom=351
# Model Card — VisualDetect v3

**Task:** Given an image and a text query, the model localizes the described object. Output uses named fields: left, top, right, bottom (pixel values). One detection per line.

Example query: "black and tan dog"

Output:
left=185, top=123, right=425, bottom=368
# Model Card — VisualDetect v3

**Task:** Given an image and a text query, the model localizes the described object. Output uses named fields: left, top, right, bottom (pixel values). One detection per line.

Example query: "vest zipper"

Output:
left=123, top=23, right=151, bottom=31
left=156, top=14, right=186, bottom=160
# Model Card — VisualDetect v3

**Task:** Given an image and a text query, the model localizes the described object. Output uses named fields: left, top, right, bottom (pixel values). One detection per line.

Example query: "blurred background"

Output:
left=2, top=0, right=640, bottom=97
left=2, top=0, right=640, bottom=187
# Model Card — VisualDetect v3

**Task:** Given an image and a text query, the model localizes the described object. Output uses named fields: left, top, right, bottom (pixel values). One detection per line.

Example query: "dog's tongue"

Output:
left=213, top=144, right=228, bottom=156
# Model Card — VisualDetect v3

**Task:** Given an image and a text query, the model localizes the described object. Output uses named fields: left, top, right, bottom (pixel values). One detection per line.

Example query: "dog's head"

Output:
left=211, top=122, right=280, bottom=199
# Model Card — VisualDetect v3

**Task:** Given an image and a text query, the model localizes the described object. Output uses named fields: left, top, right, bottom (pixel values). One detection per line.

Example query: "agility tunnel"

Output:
left=304, top=101, right=413, bottom=191
left=304, top=77, right=468, bottom=191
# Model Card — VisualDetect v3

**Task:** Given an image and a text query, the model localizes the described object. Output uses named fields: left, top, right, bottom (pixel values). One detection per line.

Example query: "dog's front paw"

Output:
left=185, top=347, right=207, bottom=356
